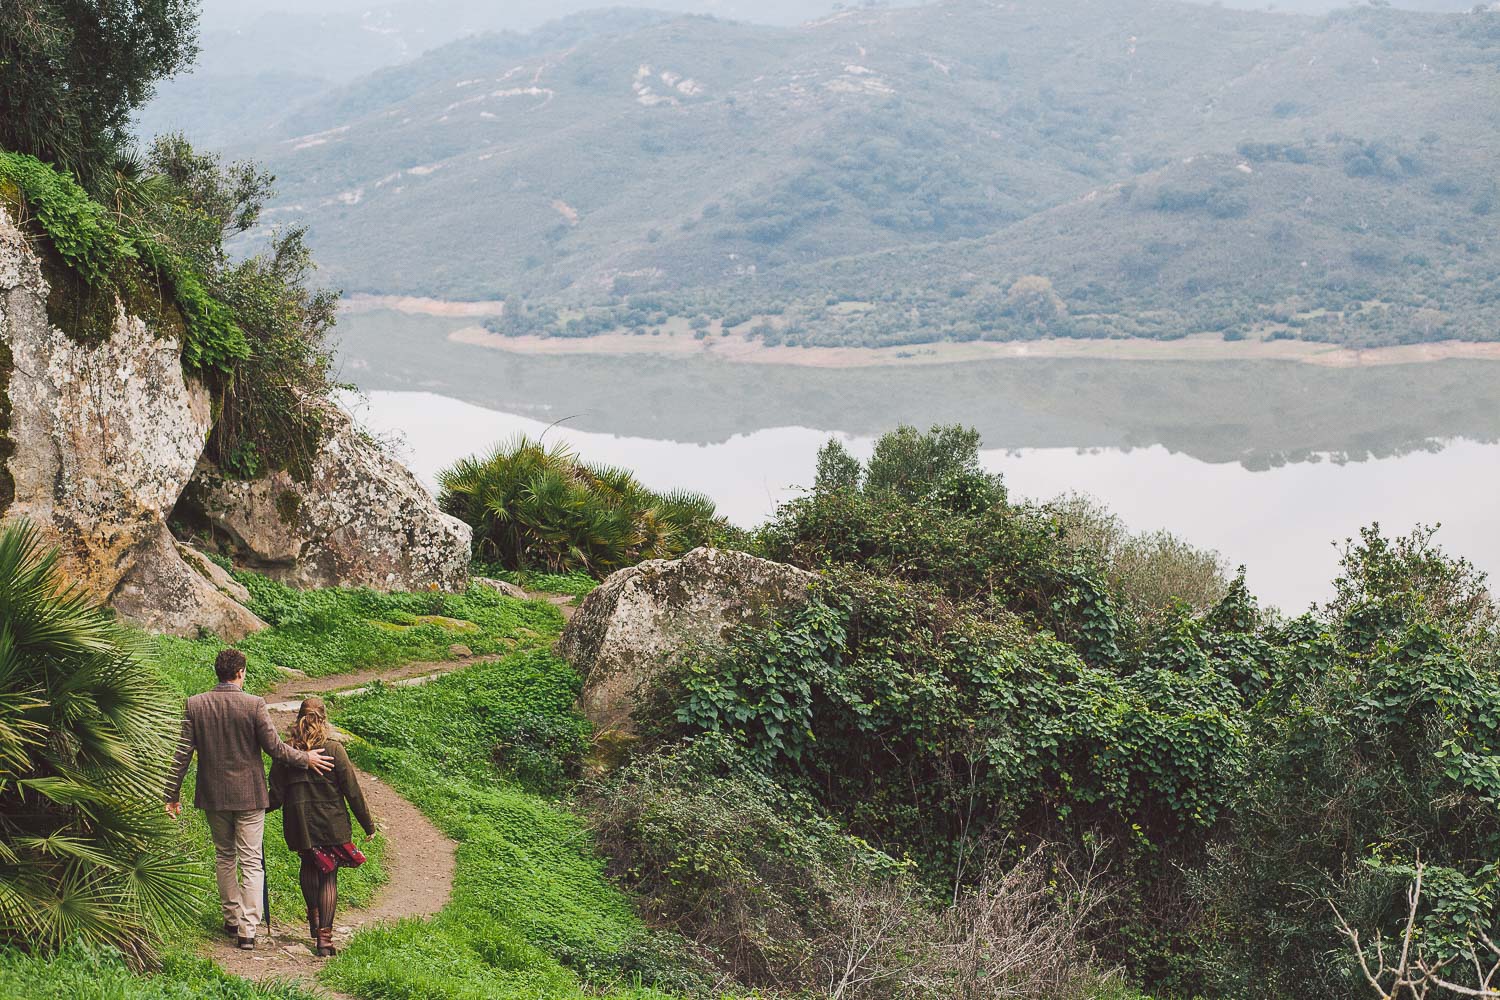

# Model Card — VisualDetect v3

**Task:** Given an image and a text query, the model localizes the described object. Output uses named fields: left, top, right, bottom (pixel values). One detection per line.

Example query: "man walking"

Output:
left=165, top=649, right=333, bottom=950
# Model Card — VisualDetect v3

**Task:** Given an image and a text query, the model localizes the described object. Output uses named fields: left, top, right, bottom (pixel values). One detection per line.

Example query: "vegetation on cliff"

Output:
left=0, top=2, right=339, bottom=479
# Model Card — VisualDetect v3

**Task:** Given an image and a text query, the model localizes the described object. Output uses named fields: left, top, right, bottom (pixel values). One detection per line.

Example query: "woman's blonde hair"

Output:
left=288, top=696, right=329, bottom=750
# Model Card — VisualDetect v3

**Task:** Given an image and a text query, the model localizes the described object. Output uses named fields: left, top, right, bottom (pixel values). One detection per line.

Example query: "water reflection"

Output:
left=336, top=311, right=1500, bottom=469
left=349, top=390, right=1500, bottom=614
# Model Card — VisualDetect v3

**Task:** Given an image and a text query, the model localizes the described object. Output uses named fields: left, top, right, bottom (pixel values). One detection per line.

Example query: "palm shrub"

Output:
left=0, top=522, right=200, bottom=963
left=438, top=435, right=728, bottom=575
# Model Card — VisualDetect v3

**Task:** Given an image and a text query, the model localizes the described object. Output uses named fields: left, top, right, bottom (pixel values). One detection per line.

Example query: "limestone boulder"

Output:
left=558, top=547, right=818, bottom=734
left=0, top=206, right=216, bottom=606
left=111, top=531, right=266, bottom=641
left=195, top=404, right=472, bottom=592
left=473, top=576, right=530, bottom=600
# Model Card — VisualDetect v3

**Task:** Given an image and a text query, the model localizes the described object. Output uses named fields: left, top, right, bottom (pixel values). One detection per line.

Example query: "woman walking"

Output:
left=269, top=697, right=376, bottom=957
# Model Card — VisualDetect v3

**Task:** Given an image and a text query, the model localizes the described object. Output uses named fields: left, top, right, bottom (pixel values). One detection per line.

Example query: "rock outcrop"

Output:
left=558, top=547, right=818, bottom=734
left=0, top=206, right=255, bottom=639
left=193, top=404, right=472, bottom=593
left=0, top=202, right=472, bottom=639
left=111, top=531, right=267, bottom=641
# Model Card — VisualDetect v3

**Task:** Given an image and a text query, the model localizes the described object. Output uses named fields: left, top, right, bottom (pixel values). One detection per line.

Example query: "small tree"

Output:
left=0, top=0, right=199, bottom=186
left=814, top=439, right=863, bottom=494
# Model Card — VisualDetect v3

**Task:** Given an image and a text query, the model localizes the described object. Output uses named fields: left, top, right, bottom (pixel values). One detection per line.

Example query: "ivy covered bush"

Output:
left=611, top=426, right=1500, bottom=999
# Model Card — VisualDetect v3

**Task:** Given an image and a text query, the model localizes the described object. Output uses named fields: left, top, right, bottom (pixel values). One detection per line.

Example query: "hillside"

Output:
left=222, top=0, right=1500, bottom=348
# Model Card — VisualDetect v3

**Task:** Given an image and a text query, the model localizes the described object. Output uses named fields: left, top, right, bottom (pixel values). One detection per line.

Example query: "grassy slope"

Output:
left=322, top=649, right=701, bottom=999
left=0, top=576, right=578, bottom=999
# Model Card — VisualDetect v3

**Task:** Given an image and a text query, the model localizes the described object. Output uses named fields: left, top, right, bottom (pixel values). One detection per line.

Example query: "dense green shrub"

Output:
left=1201, top=527, right=1500, bottom=998
left=0, top=522, right=201, bottom=962
left=667, top=570, right=1254, bottom=879
left=758, top=426, right=1109, bottom=655
left=440, top=435, right=733, bottom=575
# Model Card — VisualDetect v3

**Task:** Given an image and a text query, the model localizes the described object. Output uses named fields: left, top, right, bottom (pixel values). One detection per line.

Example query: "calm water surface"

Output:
left=349, top=389, right=1500, bottom=614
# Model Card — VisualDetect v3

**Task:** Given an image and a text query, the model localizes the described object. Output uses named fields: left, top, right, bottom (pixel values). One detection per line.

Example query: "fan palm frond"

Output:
left=0, top=520, right=206, bottom=965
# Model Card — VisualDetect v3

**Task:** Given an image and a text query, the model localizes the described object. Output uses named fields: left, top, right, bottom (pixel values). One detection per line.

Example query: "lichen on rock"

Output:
left=0, top=205, right=215, bottom=604
left=558, top=547, right=818, bottom=735
left=194, top=403, right=473, bottom=593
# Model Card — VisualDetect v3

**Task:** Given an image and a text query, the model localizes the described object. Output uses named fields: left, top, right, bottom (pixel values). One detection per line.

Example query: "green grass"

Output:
left=0, top=944, right=319, bottom=999
left=0, top=581, right=707, bottom=999
left=148, top=572, right=563, bottom=697
left=323, top=651, right=710, bottom=999
left=479, top=566, right=601, bottom=598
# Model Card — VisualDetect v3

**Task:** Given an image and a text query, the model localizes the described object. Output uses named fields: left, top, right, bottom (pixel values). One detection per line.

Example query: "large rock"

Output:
left=558, top=547, right=818, bottom=734
left=111, top=531, right=266, bottom=641
left=195, top=404, right=472, bottom=592
left=0, top=207, right=225, bottom=614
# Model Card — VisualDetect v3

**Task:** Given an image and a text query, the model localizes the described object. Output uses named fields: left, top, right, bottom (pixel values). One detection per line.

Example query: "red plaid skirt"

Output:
left=307, top=842, right=366, bottom=875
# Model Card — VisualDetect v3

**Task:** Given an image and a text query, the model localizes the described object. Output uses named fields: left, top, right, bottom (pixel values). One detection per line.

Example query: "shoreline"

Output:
left=444, top=325, right=1500, bottom=370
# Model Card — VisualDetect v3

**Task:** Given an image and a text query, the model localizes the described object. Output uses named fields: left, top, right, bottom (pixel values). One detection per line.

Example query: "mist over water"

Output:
left=349, top=388, right=1500, bottom=614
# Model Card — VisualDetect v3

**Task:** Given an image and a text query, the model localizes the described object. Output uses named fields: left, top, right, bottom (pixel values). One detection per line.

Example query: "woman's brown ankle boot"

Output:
left=315, top=927, right=337, bottom=958
left=306, top=906, right=320, bottom=941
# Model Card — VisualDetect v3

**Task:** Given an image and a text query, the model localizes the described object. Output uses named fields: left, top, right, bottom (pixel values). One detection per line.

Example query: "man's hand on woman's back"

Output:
left=306, top=747, right=334, bottom=773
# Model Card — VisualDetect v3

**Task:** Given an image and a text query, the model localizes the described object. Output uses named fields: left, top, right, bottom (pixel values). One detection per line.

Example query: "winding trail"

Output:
left=207, top=589, right=577, bottom=996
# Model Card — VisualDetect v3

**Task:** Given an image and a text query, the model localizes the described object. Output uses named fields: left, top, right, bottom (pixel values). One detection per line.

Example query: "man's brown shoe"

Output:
left=222, top=922, right=238, bottom=938
left=237, top=936, right=255, bottom=951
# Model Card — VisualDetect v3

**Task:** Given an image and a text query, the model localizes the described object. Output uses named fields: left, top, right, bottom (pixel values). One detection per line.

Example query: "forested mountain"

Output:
left=208, top=0, right=1500, bottom=347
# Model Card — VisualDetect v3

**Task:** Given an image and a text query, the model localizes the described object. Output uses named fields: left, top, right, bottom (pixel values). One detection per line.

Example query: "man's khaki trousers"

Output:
left=205, top=809, right=266, bottom=938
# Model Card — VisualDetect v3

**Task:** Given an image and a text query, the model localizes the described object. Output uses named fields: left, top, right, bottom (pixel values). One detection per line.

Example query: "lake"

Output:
left=336, top=311, right=1500, bottom=614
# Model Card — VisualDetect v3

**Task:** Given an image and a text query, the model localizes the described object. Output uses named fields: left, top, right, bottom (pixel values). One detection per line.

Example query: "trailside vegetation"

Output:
left=603, top=425, right=1500, bottom=1000
left=0, top=522, right=201, bottom=963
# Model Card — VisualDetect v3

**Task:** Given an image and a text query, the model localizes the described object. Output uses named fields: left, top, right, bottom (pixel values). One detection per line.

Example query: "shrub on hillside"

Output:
left=760, top=426, right=1108, bottom=655
left=1200, top=526, right=1500, bottom=998
left=0, top=522, right=201, bottom=963
left=664, top=570, right=1255, bottom=881
left=439, top=435, right=736, bottom=575
left=588, top=737, right=1131, bottom=999
left=1051, top=492, right=1231, bottom=625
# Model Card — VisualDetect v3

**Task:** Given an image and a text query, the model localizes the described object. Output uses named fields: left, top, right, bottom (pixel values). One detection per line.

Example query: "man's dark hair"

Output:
left=214, top=649, right=248, bottom=683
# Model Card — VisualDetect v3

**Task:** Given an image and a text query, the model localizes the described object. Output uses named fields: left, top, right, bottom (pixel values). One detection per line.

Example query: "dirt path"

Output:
left=208, top=590, right=579, bottom=995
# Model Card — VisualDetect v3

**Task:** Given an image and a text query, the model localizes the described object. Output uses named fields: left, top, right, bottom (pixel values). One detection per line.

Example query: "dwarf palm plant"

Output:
left=0, top=521, right=201, bottom=964
left=438, top=435, right=725, bottom=574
